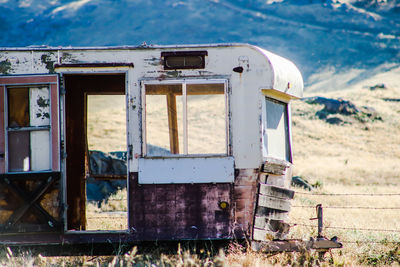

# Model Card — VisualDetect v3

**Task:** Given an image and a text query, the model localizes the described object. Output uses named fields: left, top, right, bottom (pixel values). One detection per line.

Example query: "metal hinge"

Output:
left=60, top=140, right=67, bottom=159
left=59, top=75, right=66, bottom=95
left=128, top=145, right=133, bottom=160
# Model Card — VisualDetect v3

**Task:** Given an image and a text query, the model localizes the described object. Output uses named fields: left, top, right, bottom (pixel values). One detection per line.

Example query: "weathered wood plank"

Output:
left=257, top=194, right=291, bottom=212
left=259, top=184, right=294, bottom=199
left=166, top=93, right=179, bottom=154
left=263, top=164, right=287, bottom=175
left=255, top=207, right=289, bottom=221
left=262, top=157, right=291, bottom=175
left=145, top=84, right=223, bottom=95
left=253, top=227, right=288, bottom=241
left=251, top=240, right=305, bottom=252
left=254, top=216, right=290, bottom=230
left=251, top=239, right=342, bottom=252
left=259, top=173, right=286, bottom=187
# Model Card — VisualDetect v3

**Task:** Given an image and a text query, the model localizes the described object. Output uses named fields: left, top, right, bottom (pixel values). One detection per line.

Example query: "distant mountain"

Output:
left=1, top=0, right=399, bottom=90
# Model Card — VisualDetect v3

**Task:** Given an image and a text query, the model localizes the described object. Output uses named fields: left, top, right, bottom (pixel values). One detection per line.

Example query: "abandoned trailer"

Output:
left=0, top=43, right=340, bottom=252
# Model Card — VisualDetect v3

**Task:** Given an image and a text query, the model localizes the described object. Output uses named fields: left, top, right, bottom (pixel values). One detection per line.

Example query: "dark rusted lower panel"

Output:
left=232, top=169, right=259, bottom=239
left=129, top=173, right=232, bottom=240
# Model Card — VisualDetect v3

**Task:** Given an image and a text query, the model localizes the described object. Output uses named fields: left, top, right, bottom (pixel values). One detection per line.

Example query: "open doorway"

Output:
left=64, top=74, right=127, bottom=231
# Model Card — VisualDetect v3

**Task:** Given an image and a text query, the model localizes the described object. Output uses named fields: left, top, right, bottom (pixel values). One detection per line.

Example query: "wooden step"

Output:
left=257, top=194, right=291, bottom=212
left=253, top=222, right=290, bottom=241
left=259, top=184, right=294, bottom=200
left=255, top=207, right=289, bottom=220
left=254, top=216, right=289, bottom=231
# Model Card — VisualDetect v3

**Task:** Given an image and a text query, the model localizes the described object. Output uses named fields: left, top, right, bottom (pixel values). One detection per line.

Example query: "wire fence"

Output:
left=293, top=205, right=400, bottom=210
left=292, top=223, right=400, bottom=233
left=295, top=192, right=400, bottom=196
left=88, top=190, right=400, bottom=244
left=292, top=190, right=400, bottom=244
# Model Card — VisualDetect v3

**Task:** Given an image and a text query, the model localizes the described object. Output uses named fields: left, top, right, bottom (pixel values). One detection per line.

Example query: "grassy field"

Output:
left=2, top=70, right=400, bottom=265
left=288, top=76, right=400, bottom=266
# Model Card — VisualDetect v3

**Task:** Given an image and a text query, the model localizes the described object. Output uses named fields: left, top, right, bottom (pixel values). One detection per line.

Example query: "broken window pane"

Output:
left=30, top=87, right=50, bottom=127
left=30, top=130, right=51, bottom=171
left=144, top=82, right=227, bottom=157
left=8, top=131, right=30, bottom=172
left=187, top=84, right=226, bottom=154
left=8, top=88, right=29, bottom=128
left=7, top=86, right=51, bottom=172
left=145, top=84, right=183, bottom=156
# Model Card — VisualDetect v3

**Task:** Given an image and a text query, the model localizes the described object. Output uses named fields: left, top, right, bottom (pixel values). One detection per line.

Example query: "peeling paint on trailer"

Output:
left=0, top=60, right=12, bottom=74
left=0, top=43, right=304, bottom=247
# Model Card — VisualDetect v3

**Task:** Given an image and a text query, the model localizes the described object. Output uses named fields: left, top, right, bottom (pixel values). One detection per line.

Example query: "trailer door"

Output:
left=0, top=74, right=62, bottom=234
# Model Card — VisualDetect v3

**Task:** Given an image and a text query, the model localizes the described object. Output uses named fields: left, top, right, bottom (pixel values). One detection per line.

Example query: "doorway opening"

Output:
left=64, top=74, right=127, bottom=231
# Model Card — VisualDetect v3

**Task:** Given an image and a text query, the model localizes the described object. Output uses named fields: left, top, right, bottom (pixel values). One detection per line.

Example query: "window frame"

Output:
left=141, top=79, right=230, bottom=158
left=0, top=75, right=59, bottom=174
left=263, top=96, right=292, bottom=163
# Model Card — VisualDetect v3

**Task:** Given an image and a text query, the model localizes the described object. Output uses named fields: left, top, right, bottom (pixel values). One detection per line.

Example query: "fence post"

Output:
left=316, top=204, right=323, bottom=238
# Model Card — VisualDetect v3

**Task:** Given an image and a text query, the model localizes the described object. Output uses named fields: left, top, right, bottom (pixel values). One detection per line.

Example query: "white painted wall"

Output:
left=1, top=44, right=304, bottom=179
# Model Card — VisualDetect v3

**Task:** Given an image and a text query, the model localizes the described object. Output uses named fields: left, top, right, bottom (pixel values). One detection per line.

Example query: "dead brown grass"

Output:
left=289, top=81, right=400, bottom=266
left=3, top=72, right=400, bottom=265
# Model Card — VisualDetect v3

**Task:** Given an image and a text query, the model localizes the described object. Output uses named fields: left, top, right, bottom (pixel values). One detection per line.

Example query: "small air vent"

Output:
left=161, top=51, right=207, bottom=70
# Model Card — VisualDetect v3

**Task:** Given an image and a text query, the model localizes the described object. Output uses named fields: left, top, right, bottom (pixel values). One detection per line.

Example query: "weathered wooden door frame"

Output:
left=60, top=72, right=129, bottom=232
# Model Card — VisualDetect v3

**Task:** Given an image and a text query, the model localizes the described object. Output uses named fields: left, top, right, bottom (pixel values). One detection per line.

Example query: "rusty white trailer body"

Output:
left=0, top=43, right=303, bottom=246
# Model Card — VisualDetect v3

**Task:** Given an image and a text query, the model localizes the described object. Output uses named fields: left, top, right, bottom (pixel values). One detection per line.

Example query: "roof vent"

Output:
left=161, top=51, right=207, bottom=70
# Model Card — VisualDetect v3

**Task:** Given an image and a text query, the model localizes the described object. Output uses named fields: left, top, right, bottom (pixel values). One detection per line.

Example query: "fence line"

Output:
left=340, top=240, right=400, bottom=244
left=292, top=223, right=400, bottom=233
left=295, top=192, right=400, bottom=196
left=292, top=205, right=400, bottom=210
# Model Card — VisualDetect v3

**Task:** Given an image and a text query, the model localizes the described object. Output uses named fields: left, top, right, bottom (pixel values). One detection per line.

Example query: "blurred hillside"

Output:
left=1, top=0, right=399, bottom=90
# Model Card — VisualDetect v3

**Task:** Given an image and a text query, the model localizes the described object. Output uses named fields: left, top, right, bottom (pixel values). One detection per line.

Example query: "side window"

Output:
left=7, top=86, right=51, bottom=172
left=143, top=81, right=227, bottom=157
left=265, top=97, right=291, bottom=162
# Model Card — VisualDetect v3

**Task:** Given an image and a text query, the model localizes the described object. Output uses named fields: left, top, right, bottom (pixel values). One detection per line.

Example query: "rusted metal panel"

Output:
left=129, top=173, right=232, bottom=240
left=233, top=169, right=259, bottom=238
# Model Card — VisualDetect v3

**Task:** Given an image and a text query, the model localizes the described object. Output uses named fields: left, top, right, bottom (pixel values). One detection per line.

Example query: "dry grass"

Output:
left=288, top=80, right=400, bottom=266
left=86, top=189, right=128, bottom=231
left=2, top=73, right=400, bottom=265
